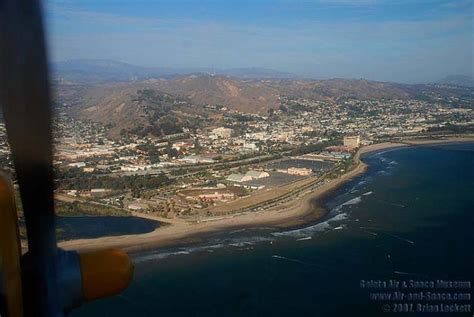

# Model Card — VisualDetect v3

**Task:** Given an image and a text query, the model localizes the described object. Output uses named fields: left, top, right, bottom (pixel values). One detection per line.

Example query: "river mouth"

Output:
left=56, top=215, right=161, bottom=241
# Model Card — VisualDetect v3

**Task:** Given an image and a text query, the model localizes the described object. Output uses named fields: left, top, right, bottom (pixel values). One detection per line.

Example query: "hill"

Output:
left=434, top=75, right=474, bottom=87
left=141, top=75, right=281, bottom=114
left=58, top=75, right=472, bottom=138
left=73, top=84, right=219, bottom=138
left=273, top=78, right=410, bottom=101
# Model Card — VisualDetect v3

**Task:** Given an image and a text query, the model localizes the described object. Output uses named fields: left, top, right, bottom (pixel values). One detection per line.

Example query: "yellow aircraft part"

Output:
left=79, top=249, right=134, bottom=301
left=0, top=174, right=23, bottom=317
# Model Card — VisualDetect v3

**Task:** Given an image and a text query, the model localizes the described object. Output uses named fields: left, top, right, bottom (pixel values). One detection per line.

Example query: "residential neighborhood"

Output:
left=0, top=93, right=472, bottom=220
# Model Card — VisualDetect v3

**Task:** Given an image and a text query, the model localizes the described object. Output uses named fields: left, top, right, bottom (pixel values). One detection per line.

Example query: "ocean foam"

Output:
left=272, top=255, right=308, bottom=265
left=331, top=196, right=363, bottom=214
left=343, top=197, right=362, bottom=206
left=229, top=228, right=247, bottom=234
left=377, top=170, right=391, bottom=176
left=133, top=241, right=238, bottom=263
left=134, top=250, right=192, bottom=263
left=296, top=236, right=312, bottom=241
left=378, top=200, right=405, bottom=208
left=328, top=213, right=348, bottom=223
left=360, top=229, right=378, bottom=236
left=383, top=232, right=414, bottom=244
left=272, top=221, right=332, bottom=238
left=229, top=241, right=253, bottom=247
left=274, top=194, right=366, bottom=239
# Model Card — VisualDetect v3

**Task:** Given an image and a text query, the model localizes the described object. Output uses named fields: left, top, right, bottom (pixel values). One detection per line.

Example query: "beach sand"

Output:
left=59, top=137, right=473, bottom=254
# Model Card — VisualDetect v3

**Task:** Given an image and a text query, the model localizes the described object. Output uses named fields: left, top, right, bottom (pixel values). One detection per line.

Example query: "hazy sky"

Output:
left=45, top=0, right=473, bottom=83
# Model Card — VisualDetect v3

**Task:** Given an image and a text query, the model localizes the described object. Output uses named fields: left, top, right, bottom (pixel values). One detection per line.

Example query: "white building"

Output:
left=226, top=173, right=253, bottom=183
left=243, top=142, right=258, bottom=151
left=68, top=162, right=86, bottom=168
left=212, top=127, right=233, bottom=139
left=343, top=136, right=360, bottom=148
left=180, top=155, right=215, bottom=164
left=287, top=167, right=312, bottom=176
left=245, top=170, right=270, bottom=179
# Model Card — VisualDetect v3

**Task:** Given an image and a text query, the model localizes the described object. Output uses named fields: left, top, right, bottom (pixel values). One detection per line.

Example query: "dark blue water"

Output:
left=56, top=216, right=160, bottom=240
left=71, top=143, right=474, bottom=317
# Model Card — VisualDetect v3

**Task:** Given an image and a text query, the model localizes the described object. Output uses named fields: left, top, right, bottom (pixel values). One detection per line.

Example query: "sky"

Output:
left=44, top=0, right=473, bottom=83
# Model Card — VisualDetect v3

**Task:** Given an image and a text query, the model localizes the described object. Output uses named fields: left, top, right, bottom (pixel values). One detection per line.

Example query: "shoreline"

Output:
left=59, top=136, right=474, bottom=254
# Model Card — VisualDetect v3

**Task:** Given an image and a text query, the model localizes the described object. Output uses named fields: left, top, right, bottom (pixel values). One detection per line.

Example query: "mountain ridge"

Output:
left=55, top=72, right=473, bottom=139
left=434, top=75, right=474, bottom=87
left=52, top=59, right=297, bottom=83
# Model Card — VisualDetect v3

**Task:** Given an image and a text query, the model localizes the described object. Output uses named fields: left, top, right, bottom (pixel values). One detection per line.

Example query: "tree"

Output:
left=166, top=142, right=179, bottom=158
left=149, top=152, right=160, bottom=164
left=146, top=145, right=160, bottom=164
left=131, top=186, right=141, bottom=198
left=193, top=138, right=202, bottom=154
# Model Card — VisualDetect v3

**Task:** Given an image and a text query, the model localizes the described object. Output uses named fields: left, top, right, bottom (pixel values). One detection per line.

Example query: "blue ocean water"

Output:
left=71, top=143, right=474, bottom=317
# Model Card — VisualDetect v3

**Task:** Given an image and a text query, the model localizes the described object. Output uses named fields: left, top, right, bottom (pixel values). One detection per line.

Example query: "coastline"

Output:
left=59, top=136, right=474, bottom=254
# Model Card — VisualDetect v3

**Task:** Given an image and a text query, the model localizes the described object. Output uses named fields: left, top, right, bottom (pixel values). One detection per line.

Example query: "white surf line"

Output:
left=358, top=226, right=380, bottom=237
left=271, top=255, right=338, bottom=274
left=393, top=271, right=430, bottom=278
left=393, top=271, right=411, bottom=275
left=358, top=227, right=414, bottom=244
left=229, top=228, right=247, bottom=234
left=361, top=229, right=378, bottom=236
left=378, top=199, right=405, bottom=208
left=359, top=226, right=376, bottom=230
left=382, top=232, right=415, bottom=245
left=296, top=236, right=312, bottom=241
left=272, top=255, right=309, bottom=266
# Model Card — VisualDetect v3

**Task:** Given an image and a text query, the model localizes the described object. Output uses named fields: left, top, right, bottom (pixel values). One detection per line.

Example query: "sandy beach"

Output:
left=59, top=136, right=474, bottom=254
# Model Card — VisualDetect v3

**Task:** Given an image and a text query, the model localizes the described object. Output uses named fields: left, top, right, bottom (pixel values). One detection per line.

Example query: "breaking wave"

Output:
left=134, top=235, right=275, bottom=263
left=296, top=236, right=312, bottom=241
left=134, top=176, right=375, bottom=264
left=272, top=255, right=309, bottom=265
left=272, top=221, right=332, bottom=238
left=274, top=194, right=365, bottom=239
left=328, top=213, right=348, bottom=223
left=331, top=196, right=363, bottom=214
left=134, top=250, right=193, bottom=263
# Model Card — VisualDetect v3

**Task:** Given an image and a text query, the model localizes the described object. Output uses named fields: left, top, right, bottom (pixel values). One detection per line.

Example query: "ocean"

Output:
left=71, top=143, right=474, bottom=317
